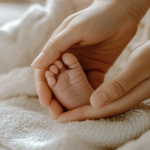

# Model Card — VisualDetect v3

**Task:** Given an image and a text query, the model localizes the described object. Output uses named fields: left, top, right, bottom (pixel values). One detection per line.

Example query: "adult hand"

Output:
left=32, top=0, right=149, bottom=118
left=57, top=41, right=150, bottom=123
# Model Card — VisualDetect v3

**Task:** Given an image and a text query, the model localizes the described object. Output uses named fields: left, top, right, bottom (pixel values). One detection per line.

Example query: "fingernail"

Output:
left=92, top=92, right=108, bottom=108
left=31, top=52, right=45, bottom=66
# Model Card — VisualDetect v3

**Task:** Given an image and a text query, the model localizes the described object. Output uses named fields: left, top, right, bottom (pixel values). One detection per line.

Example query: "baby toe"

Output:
left=62, top=53, right=81, bottom=70
left=47, top=77, right=56, bottom=87
left=54, top=60, right=63, bottom=69
left=45, top=71, right=54, bottom=78
left=54, top=60, right=66, bottom=73
left=50, top=65, right=58, bottom=74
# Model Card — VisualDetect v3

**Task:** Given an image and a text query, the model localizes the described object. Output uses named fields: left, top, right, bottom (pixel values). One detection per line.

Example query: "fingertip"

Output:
left=49, top=99, right=64, bottom=120
left=57, top=119, right=64, bottom=124
left=31, top=26, right=80, bottom=69
left=90, top=91, right=108, bottom=108
left=57, top=115, right=67, bottom=124
left=31, top=46, right=61, bottom=69
left=56, top=111, right=70, bottom=123
left=31, top=52, right=46, bottom=67
left=90, top=92, right=98, bottom=108
left=37, top=82, right=53, bottom=107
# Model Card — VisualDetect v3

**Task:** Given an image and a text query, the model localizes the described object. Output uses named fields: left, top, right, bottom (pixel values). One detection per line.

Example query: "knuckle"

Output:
left=47, top=39, right=55, bottom=48
left=111, top=81, right=125, bottom=98
left=67, top=17, right=82, bottom=30
left=44, top=38, right=57, bottom=52
left=130, top=41, right=150, bottom=67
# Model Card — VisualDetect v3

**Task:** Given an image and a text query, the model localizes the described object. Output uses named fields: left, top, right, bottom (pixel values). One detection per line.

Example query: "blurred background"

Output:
left=0, top=0, right=45, bottom=25
left=0, top=0, right=93, bottom=26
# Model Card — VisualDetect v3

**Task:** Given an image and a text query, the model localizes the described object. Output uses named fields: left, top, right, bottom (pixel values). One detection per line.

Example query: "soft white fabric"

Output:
left=0, top=1, right=150, bottom=149
left=118, top=129, right=150, bottom=150
left=0, top=0, right=74, bottom=74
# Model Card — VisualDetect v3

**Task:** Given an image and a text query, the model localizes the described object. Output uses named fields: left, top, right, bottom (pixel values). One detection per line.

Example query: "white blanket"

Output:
left=0, top=0, right=150, bottom=149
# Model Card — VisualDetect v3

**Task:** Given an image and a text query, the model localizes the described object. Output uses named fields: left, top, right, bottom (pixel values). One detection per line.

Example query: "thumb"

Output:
left=90, top=49, right=150, bottom=108
left=31, top=27, right=81, bottom=69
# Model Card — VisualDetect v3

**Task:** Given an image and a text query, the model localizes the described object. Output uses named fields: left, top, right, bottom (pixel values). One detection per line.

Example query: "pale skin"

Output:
left=32, top=0, right=150, bottom=122
left=45, top=53, right=94, bottom=111
left=57, top=40, right=150, bottom=122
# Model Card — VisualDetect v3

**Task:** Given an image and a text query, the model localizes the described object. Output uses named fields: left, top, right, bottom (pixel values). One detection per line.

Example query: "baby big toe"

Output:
left=62, top=53, right=81, bottom=70
left=50, top=65, right=58, bottom=74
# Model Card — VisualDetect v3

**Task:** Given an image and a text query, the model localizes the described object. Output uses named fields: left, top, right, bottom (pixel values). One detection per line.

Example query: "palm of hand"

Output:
left=35, top=0, right=138, bottom=116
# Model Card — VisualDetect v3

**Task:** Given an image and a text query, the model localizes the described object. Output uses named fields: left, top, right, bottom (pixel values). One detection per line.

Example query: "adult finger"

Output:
left=31, top=17, right=82, bottom=69
left=50, top=12, right=80, bottom=39
left=34, top=13, right=80, bottom=106
left=57, top=77, right=150, bottom=123
left=91, top=41, right=150, bottom=108
left=35, top=68, right=52, bottom=106
left=48, top=98, right=64, bottom=120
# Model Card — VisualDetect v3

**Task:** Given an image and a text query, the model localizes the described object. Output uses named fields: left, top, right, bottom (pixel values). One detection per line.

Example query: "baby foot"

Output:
left=45, top=53, right=94, bottom=110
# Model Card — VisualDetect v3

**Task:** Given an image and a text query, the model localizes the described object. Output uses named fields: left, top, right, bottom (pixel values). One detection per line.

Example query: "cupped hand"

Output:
left=91, top=40, right=150, bottom=107
left=57, top=40, right=150, bottom=123
left=32, top=0, right=145, bottom=118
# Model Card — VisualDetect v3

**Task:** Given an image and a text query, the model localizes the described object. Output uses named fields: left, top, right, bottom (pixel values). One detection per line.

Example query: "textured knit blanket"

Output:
left=0, top=0, right=150, bottom=149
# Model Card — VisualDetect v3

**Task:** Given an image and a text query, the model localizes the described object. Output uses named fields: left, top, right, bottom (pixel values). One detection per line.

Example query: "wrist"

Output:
left=117, top=0, right=150, bottom=23
left=94, top=0, right=150, bottom=23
